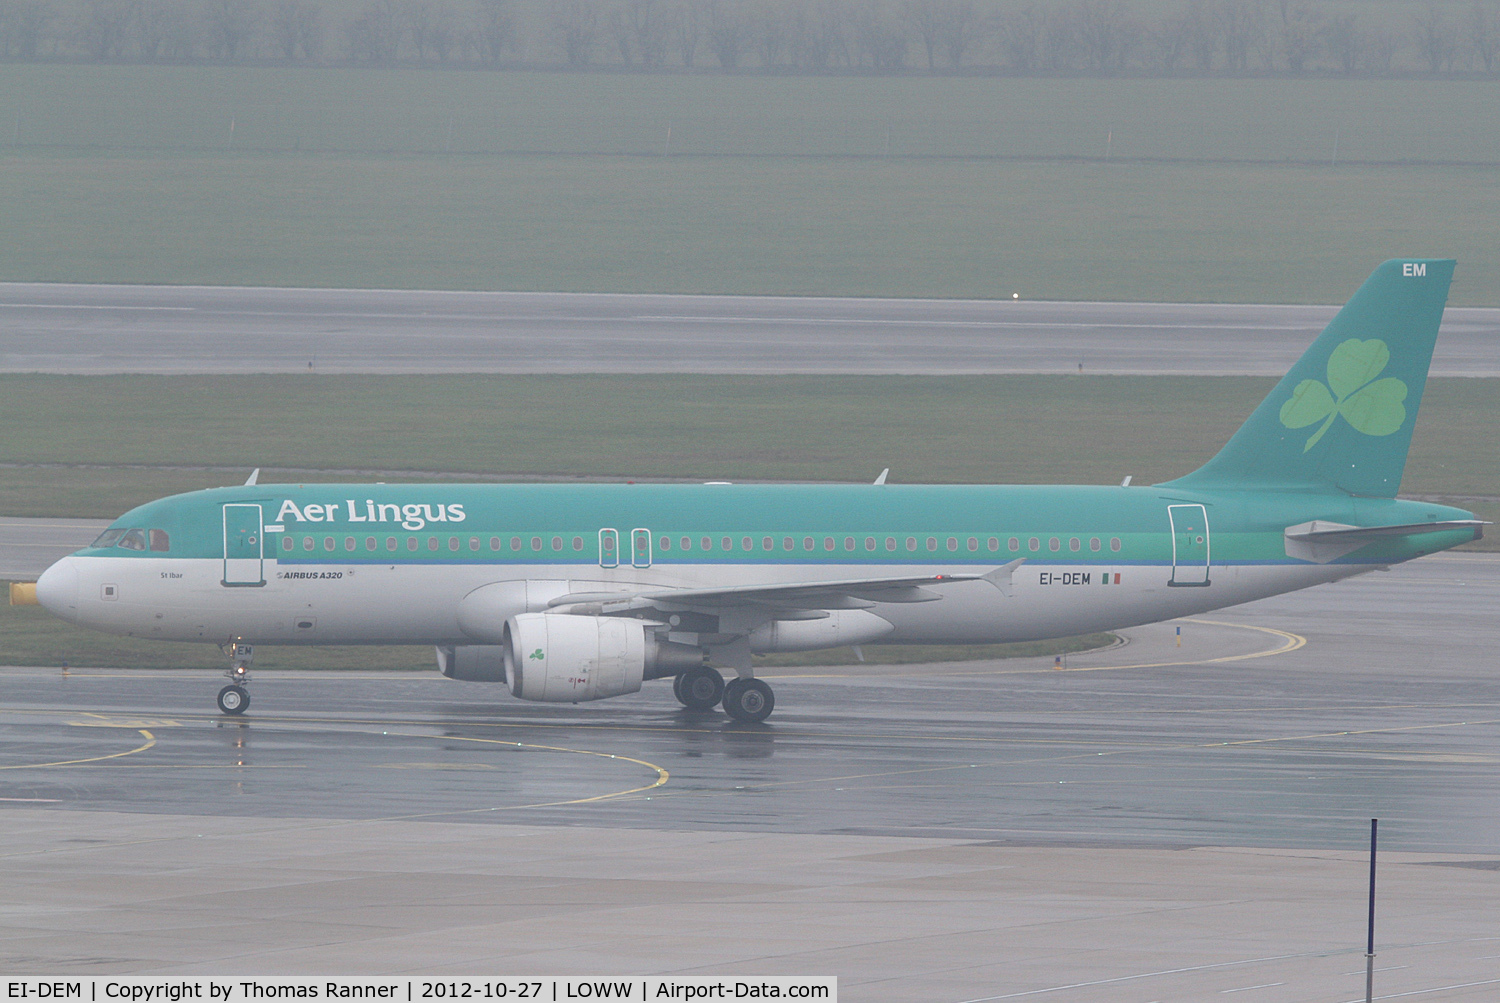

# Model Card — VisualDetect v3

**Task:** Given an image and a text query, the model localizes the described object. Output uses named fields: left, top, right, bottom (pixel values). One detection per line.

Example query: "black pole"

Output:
left=1365, top=817, right=1378, bottom=1003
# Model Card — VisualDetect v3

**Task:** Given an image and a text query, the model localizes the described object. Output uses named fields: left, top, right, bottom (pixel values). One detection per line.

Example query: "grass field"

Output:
left=2, top=67, right=1498, bottom=302
left=1, top=374, right=1495, bottom=538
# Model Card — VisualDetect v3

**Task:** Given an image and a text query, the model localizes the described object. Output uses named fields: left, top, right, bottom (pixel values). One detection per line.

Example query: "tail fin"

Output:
left=1165, top=258, right=1454, bottom=498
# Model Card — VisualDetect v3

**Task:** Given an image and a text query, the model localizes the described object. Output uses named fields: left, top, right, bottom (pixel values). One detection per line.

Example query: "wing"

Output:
left=548, top=560, right=1026, bottom=616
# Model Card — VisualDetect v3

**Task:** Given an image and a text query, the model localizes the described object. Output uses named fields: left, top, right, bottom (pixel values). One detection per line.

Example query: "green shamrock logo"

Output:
left=528, top=648, right=544, bottom=660
left=1278, top=339, right=1408, bottom=452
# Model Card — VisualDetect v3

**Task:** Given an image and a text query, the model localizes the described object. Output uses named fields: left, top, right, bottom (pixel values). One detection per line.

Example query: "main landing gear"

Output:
left=673, top=665, right=725, bottom=711
left=673, top=666, right=775, bottom=723
left=216, top=641, right=253, bottom=716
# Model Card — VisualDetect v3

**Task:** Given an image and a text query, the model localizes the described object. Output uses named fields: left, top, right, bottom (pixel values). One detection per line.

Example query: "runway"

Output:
left=4, top=282, right=1498, bottom=376
left=0, top=516, right=108, bottom=580
left=3, top=553, right=1498, bottom=995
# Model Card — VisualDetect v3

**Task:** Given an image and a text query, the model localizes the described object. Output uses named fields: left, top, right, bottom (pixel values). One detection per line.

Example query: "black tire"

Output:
left=722, top=677, right=774, bottom=723
left=676, top=666, right=725, bottom=711
left=672, top=672, right=686, bottom=704
left=217, top=684, right=250, bottom=715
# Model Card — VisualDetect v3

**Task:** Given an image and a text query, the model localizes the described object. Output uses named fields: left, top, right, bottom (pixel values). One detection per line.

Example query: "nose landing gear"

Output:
left=217, top=641, right=253, bottom=715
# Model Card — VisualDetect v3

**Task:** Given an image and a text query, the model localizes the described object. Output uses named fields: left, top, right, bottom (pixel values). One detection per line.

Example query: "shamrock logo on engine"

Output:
left=528, top=648, right=545, bottom=660
left=1279, top=338, right=1408, bottom=452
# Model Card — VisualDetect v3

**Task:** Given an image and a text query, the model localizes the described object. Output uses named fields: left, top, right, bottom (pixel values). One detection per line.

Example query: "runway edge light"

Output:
left=10, top=581, right=38, bottom=605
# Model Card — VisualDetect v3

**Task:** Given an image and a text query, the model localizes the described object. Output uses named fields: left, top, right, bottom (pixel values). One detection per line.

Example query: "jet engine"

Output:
left=435, top=644, right=507, bottom=682
left=501, top=613, right=703, bottom=703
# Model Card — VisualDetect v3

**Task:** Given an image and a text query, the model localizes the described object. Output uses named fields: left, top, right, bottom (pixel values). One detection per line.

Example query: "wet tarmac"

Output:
left=3, top=553, right=1498, bottom=994
left=4, top=553, right=1497, bottom=855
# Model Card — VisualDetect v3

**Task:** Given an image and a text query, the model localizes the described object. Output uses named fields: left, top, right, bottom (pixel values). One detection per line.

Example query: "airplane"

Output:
left=25, top=259, right=1484, bottom=722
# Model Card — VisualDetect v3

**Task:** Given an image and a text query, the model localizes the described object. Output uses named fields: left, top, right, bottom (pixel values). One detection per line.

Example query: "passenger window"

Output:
left=1009, top=537, right=1020, bottom=552
left=118, top=529, right=147, bottom=551
left=428, top=537, right=439, bottom=551
left=574, top=537, right=584, bottom=551
left=531, top=537, right=542, bottom=551
left=845, top=537, right=855, bottom=551
left=551, top=536, right=562, bottom=551
left=1028, top=538, right=1040, bottom=552
left=803, top=537, right=815, bottom=551
left=1069, top=538, right=1080, bottom=552
left=783, top=537, right=794, bottom=551
left=742, top=537, right=753, bottom=551
left=660, top=536, right=671, bottom=550
left=345, top=537, right=356, bottom=551
left=283, top=536, right=294, bottom=551
left=1110, top=537, right=1122, bottom=552
left=387, top=537, right=397, bottom=551
left=988, top=537, right=999, bottom=552
left=303, top=536, right=315, bottom=551
left=92, top=529, right=125, bottom=548
left=1090, top=537, right=1101, bottom=552
left=824, top=537, right=835, bottom=551
left=325, top=537, right=336, bottom=552
left=450, top=537, right=461, bottom=551
left=681, top=537, right=692, bottom=551
left=511, top=537, right=522, bottom=551
left=149, top=529, right=170, bottom=552
left=926, top=537, right=937, bottom=551
left=946, top=537, right=957, bottom=552
left=885, top=537, right=896, bottom=551
left=968, top=537, right=978, bottom=551
left=407, top=537, right=418, bottom=551
left=906, top=537, right=917, bottom=551
left=470, top=538, right=481, bottom=551
left=367, top=537, right=377, bottom=551
left=490, top=537, right=501, bottom=551
left=763, top=536, right=774, bottom=550
left=1049, top=538, right=1060, bottom=552
left=703, top=537, right=714, bottom=551
left=865, top=537, right=876, bottom=551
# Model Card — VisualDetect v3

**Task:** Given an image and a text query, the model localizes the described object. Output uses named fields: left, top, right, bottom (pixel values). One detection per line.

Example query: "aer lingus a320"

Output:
left=27, top=259, right=1483, bottom=722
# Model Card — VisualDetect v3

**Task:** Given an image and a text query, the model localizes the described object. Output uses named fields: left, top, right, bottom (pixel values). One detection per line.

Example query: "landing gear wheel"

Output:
left=722, top=677, right=774, bottom=723
left=675, top=666, right=725, bottom=711
left=217, top=684, right=250, bottom=715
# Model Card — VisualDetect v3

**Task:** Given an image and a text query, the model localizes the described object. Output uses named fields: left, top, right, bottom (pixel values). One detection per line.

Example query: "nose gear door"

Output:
left=1167, top=503, right=1210, bottom=587
left=223, top=503, right=265, bottom=587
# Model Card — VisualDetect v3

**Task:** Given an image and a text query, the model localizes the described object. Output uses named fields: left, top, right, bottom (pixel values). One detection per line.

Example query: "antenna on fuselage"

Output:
left=1120, top=475, right=1132, bottom=488
left=873, top=468, right=889, bottom=486
left=245, top=468, right=260, bottom=486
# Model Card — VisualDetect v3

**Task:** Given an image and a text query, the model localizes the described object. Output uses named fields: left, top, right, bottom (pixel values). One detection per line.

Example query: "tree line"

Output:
left=2, top=0, right=1498, bottom=75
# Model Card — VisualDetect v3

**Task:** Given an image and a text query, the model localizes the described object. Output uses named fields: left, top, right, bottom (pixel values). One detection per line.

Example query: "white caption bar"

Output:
left=3, top=979, right=835, bottom=1003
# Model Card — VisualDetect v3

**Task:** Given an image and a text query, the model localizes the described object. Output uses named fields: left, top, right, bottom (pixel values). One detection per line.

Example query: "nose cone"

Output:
left=35, top=556, right=81, bottom=622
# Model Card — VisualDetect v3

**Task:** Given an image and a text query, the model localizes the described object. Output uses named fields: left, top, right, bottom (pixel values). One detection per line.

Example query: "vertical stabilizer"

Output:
left=1165, top=259, right=1454, bottom=497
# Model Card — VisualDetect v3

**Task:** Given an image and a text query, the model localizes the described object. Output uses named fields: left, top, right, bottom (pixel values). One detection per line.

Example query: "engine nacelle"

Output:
left=435, top=645, right=507, bottom=682
left=503, top=613, right=703, bottom=703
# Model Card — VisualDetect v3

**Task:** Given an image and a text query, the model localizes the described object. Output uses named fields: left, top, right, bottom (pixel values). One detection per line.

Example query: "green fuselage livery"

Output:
left=32, top=260, right=1483, bottom=722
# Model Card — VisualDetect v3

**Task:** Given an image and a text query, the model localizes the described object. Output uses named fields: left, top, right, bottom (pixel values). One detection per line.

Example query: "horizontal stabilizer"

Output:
left=1284, top=519, right=1486, bottom=563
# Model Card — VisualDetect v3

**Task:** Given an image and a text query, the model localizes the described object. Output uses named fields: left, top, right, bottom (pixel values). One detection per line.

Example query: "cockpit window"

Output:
left=149, top=529, right=170, bottom=552
left=92, top=529, right=125, bottom=548
left=117, top=529, right=147, bottom=551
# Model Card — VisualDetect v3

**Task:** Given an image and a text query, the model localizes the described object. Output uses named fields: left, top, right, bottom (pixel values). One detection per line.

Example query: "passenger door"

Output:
left=223, top=503, right=265, bottom=587
left=1167, top=504, right=1210, bottom=587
